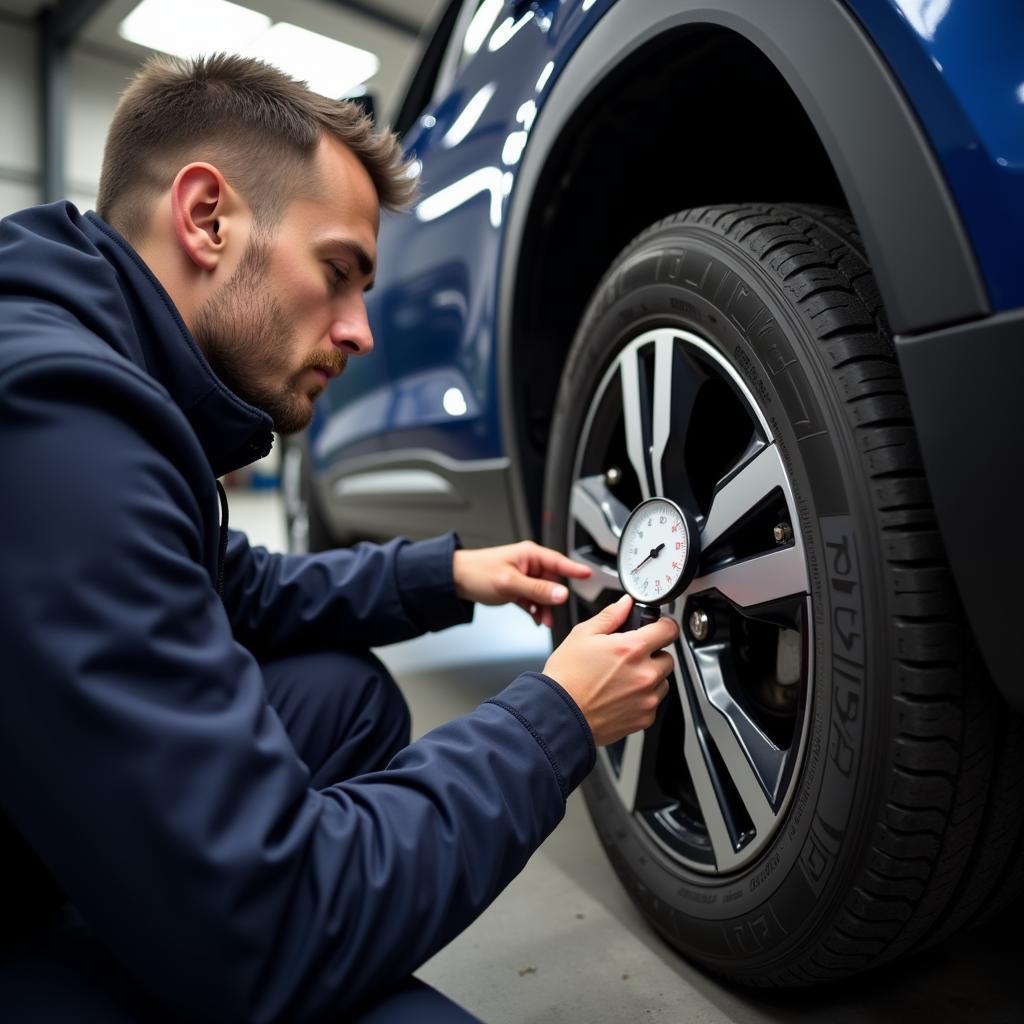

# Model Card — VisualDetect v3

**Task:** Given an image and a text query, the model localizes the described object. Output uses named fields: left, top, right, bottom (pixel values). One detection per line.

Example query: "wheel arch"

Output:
left=498, top=0, right=989, bottom=542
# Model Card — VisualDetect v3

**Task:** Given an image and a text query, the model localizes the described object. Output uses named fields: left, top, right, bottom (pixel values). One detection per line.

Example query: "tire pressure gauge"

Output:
left=617, top=497, right=698, bottom=625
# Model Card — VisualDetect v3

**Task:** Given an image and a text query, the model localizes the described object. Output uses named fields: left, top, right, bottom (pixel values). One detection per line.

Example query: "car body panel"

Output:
left=898, top=307, right=1024, bottom=710
left=306, top=0, right=1024, bottom=704
left=313, top=6, right=542, bottom=455
left=849, top=0, right=1024, bottom=315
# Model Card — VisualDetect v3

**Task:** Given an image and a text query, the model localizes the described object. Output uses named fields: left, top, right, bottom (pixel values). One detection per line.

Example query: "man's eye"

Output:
left=327, top=263, right=349, bottom=290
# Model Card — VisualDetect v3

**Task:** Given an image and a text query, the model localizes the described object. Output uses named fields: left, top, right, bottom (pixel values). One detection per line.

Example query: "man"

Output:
left=0, top=56, right=677, bottom=1022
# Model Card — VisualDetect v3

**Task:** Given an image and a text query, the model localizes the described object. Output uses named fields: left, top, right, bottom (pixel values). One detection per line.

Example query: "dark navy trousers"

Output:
left=0, top=649, right=483, bottom=1024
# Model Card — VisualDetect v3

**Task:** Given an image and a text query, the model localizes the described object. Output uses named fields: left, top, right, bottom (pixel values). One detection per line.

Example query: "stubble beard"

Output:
left=193, top=234, right=346, bottom=436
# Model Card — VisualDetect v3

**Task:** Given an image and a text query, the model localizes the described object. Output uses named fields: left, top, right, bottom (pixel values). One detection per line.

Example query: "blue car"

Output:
left=282, top=0, right=1024, bottom=986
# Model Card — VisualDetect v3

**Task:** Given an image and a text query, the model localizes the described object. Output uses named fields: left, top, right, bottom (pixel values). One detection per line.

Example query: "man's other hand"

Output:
left=543, top=595, right=678, bottom=747
left=452, top=541, right=592, bottom=626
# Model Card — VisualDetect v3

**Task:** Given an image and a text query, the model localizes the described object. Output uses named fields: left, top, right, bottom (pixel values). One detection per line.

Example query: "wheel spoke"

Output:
left=658, top=337, right=708, bottom=512
left=675, top=643, right=778, bottom=869
left=701, top=443, right=789, bottom=550
left=570, top=475, right=631, bottom=555
left=667, top=645, right=738, bottom=870
left=565, top=548, right=622, bottom=603
left=619, top=331, right=706, bottom=505
left=693, top=644, right=786, bottom=809
left=649, top=332, right=675, bottom=497
left=619, top=345, right=653, bottom=499
left=611, top=730, right=645, bottom=811
left=688, top=542, right=807, bottom=609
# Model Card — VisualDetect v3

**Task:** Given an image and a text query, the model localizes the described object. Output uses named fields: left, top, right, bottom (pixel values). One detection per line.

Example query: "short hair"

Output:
left=96, top=53, right=416, bottom=244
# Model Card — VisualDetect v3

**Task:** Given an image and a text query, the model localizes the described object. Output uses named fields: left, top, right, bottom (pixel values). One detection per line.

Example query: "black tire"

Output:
left=541, top=203, right=1024, bottom=985
left=280, top=433, right=334, bottom=553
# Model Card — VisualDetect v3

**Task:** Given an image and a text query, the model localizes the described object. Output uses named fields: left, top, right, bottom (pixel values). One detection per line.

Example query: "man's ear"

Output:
left=170, top=163, right=236, bottom=272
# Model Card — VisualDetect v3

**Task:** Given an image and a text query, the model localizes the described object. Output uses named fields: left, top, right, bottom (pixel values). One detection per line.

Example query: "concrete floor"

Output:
left=230, top=489, right=1023, bottom=1024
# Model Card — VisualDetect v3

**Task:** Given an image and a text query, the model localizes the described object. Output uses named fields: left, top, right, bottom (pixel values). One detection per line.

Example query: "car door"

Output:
left=310, top=0, right=571, bottom=544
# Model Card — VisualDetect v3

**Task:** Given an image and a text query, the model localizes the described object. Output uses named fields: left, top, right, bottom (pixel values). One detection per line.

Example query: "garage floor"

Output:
left=231, top=490, right=1022, bottom=1024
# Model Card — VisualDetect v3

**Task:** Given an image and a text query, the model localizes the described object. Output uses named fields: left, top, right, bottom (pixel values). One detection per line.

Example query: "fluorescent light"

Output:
left=464, top=0, right=503, bottom=58
left=443, top=82, right=497, bottom=148
left=416, top=166, right=510, bottom=228
left=119, top=2, right=380, bottom=99
left=443, top=388, right=468, bottom=417
left=535, top=61, right=554, bottom=93
left=119, top=0, right=270, bottom=59
left=893, top=0, right=951, bottom=41
left=501, top=131, right=527, bottom=166
left=488, top=11, right=533, bottom=53
left=245, top=23, right=379, bottom=99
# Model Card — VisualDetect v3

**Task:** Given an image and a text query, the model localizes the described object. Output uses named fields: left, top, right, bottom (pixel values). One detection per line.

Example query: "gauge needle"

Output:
left=631, top=542, right=665, bottom=574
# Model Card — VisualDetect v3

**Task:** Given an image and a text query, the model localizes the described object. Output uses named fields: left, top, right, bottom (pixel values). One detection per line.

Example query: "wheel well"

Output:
left=510, top=26, right=847, bottom=538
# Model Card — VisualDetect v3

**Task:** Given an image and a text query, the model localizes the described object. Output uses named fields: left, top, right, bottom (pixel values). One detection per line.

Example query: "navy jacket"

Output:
left=0, top=203, right=595, bottom=1021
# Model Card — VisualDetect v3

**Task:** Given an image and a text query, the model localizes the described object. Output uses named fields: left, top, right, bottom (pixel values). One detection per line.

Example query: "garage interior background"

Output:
left=0, top=0, right=443, bottom=216
left=0, top=0, right=445, bottom=490
left=1, top=2, right=1022, bottom=1022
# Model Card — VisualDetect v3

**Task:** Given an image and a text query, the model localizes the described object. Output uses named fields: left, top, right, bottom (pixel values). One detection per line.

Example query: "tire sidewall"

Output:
left=542, top=223, right=887, bottom=971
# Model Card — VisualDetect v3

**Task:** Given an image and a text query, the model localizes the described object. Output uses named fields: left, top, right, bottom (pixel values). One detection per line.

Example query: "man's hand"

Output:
left=452, top=540, right=592, bottom=626
left=543, top=595, right=678, bottom=747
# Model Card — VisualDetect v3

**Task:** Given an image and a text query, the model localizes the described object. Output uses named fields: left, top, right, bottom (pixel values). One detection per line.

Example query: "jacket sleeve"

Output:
left=219, top=527, right=474, bottom=658
left=0, top=356, right=596, bottom=1023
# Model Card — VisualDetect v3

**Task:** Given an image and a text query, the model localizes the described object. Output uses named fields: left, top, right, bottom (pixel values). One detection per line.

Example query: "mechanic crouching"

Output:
left=0, top=55, right=677, bottom=1023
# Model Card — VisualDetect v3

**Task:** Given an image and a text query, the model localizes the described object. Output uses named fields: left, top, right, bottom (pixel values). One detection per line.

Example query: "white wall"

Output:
left=67, top=48, right=135, bottom=212
left=0, top=18, right=136, bottom=218
left=0, top=21, right=41, bottom=216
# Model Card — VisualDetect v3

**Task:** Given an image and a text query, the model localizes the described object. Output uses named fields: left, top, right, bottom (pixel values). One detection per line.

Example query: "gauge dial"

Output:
left=617, top=497, right=695, bottom=606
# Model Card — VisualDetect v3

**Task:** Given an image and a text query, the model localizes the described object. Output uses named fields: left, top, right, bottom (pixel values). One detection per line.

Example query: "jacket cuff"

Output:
left=485, top=672, right=596, bottom=799
left=395, top=531, right=475, bottom=633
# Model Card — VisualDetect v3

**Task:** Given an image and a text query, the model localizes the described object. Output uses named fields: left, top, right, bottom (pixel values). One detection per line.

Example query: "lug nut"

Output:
left=689, top=608, right=710, bottom=642
left=606, top=466, right=622, bottom=486
left=773, top=522, right=793, bottom=544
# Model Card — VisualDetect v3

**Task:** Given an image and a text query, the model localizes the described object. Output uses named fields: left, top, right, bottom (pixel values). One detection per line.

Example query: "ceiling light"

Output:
left=443, top=82, right=497, bottom=148
left=488, top=11, right=533, bottom=53
left=119, top=2, right=380, bottom=99
left=245, top=23, right=379, bottom=99
left=443, top=388, right=468, bottom=417
left=416, top=166, right=508, bottom=228
left=464, top=0, right=503, bottom=58
left=119, top=0, right=270, bottom=59
left=535, top=61, right=554, bottom=93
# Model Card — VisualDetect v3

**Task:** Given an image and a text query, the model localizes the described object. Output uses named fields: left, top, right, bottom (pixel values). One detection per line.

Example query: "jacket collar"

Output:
left=83, top=211, right=274, bottom=478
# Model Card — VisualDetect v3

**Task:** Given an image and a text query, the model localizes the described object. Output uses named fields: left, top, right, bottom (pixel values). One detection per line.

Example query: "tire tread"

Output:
left=701, top=203, right=1024, bottom=981
left=565, top=202, right=1023, bottom=987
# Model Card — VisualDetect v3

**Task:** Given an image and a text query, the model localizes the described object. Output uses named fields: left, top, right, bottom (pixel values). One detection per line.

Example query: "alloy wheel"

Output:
left=566, top=327, right=813, bottom=873
left=282, top=442, right=311, bottom=555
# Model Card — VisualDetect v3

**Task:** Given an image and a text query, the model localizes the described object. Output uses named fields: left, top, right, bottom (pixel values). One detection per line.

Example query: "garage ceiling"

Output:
left=0, top=0, right=443, bottom=31
left=0, top=0, right=446, bottom=105
left=0, top=0, right=448, bottom=118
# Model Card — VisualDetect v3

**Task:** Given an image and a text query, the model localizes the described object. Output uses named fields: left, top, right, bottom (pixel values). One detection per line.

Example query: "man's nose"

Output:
left=329, top=305, right=374, bottom=356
